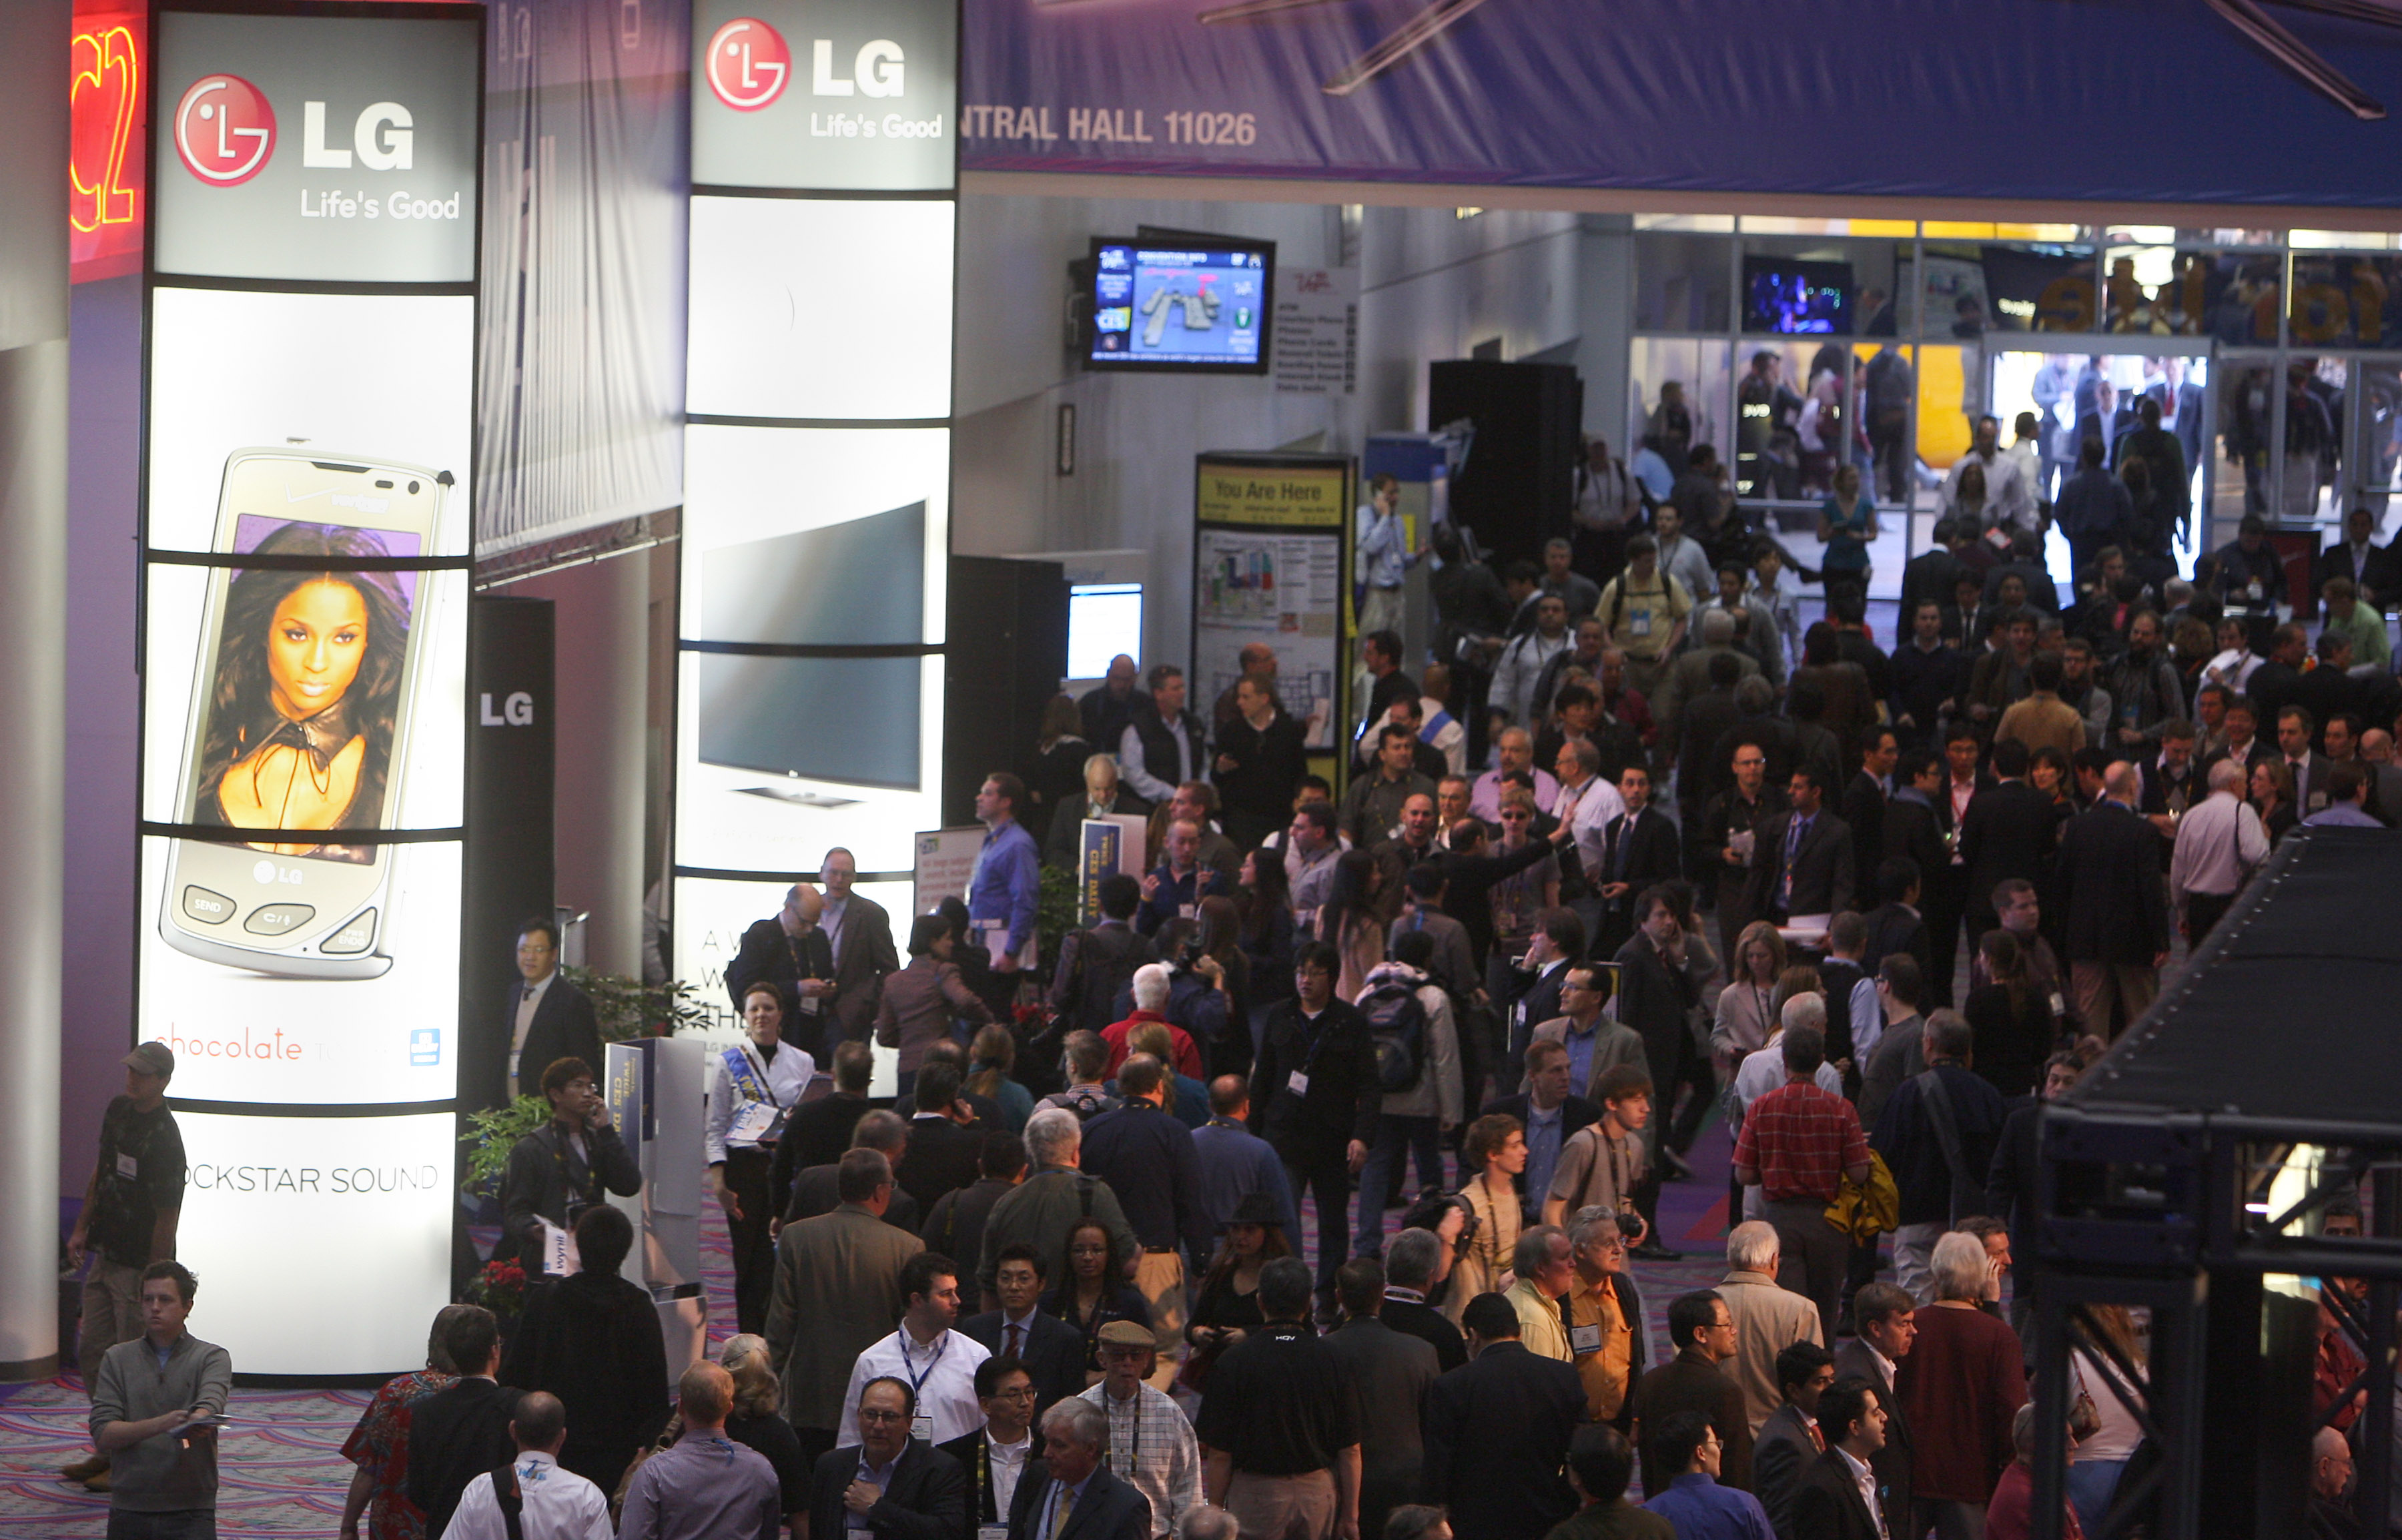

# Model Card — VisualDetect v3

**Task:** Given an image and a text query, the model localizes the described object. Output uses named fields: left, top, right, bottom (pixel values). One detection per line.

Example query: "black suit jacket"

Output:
left=509, top=974, right=601, bottom=1104
left=1507, top=961, right=1571, bottom=1069
left=1862, top=901, right=1930, bottom=983
left=938, top=1428, right=1048, bottom=1539
left=1791, top=1447, right=1891, bottom=1540
left=1323, top=1318, right=1441, bottom=1533
left=810, top=1440, right=968, bottom=1540
left=1421, top=1341, right=1587, bottom=1540
left=829, top=894, right=901, bottom=1042
left=1749, top=810, right=1856, bottom=921
left=1958, top=781, right=2058, bottom=921
left=1377, top=1295, right=1469, bottom=1373
left=1598, top=807, right=1682, bottom=908
left=727, top=919, right=836, bottom=1016
left=1249, top=998, right=1381, bottom=1167
left=897, top=1115, right=986, bottom=1213
left=406, top=1379, right=520, bottom=1537
left=773, top=1092, right=871, bottom=1214
left=1840, top=773, right=1889, bottom=885
left=1006, top=1461, right=1152, bottom=1540
left=2050, top=802, right=2168, bottom=966
left=1752, top=1401, right=1821, bottom=1539
left=786, top=1161, right=921, bottom=1232
left=961, top=1309, right=1088, bottom=1415
left=1830, top=1338, right=1910, bottom=1521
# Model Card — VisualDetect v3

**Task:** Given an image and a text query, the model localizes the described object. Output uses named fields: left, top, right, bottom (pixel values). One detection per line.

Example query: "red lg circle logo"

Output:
left=705, top=18, right=791, bottom=111
left=173, top=74, right=277, bottom=186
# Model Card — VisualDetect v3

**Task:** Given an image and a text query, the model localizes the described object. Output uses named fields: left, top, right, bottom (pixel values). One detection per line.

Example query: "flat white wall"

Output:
left=952, top=195, right=1592, bottom=671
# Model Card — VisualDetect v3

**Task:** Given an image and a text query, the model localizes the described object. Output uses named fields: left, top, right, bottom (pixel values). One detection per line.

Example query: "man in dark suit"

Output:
left=774, top=1040, right=874, bottom=1214
left=1006, top=1399, right=1151, bottom=1540
left=1753, top=1342, right=1837, bottom=1540
left=1249, top=941, right=1382, bottom=1298
left=2278, top=703, right=2337, bottom=817
left=1421, top=1292, right=1588, bottom=1540
left=2050, top=763, right=2170, bottom=1041
left=1899, top=521, right=1967, bottom=622
left=1046, top=756, right=1150, bottom=868
left=809, top=1377, right=969, bottom=1540
left=406, top=1308, right=520, bottom=1539
left=1629, top=1290, right=1752, bottom=1497
left=897, top=1062, right=987, bottom=1212
left=822, top=847, right=901, bottom=1048
left=1864, top=857, right=1932, bottom=987
left=1377, top=1228, right=1469, bottom=1373
left=785, top=1112, right=922, bottom=1232
left=961, top=1242, right=1088, bottom=1416
left=1791, top=1377, right=1896, bottom=1540
left=1832, top=1282, right=1915, bottom=1525
left=923, top=1132, right=1028, bottom=1289
left=1592, top=767, right=1682, bottom=959
left=504, top=918, right=600, bottom=1105
left=2314, top=504, right=2397, bottom=608
left=1840, top=729, right=1897, bottom=889
left=939, top=1357, right=1044, bottom=1540
left=726, top=884, right=837, bottom=1032
left=1048, top=875, right=1162, bottom=1040
left=1749, top=767, right=1855, bottom=923
left=1322, top=1260, right=1441, bottom=1540
left=1503, top=907, right=1585, bottom=1070
left=1956, top=739, right=2056, bottom=951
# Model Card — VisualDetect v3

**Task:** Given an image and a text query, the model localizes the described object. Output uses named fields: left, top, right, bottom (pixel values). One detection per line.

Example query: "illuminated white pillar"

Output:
left=675, top=1, right=960, bottom=1027
left=0, top=0, right=70, bottom=1384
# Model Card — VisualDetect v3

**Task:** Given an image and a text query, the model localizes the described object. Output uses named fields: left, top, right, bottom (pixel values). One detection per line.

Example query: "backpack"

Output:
left=1359, top=978, right=1429, bottom=1093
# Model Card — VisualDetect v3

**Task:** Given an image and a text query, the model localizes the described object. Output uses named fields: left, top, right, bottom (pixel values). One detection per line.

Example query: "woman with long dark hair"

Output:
left=1964, top=928, right=2056, bottom=1099
left=1192, top=894, right=1253, bottom=1078
left=1040, top=1217, right=1152, bottom=1384
left=1026, top=695, right=1088, bottom=824
left=1236, top=846, right=1296, bottom=1017
left=196, top=522, right=412, bottom=855
left=1318, top=847, right=1387, bottom=1002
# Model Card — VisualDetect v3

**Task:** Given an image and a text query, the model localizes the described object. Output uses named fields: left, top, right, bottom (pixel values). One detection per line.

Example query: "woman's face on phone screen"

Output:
left=268, top=579, right=370, bottom=721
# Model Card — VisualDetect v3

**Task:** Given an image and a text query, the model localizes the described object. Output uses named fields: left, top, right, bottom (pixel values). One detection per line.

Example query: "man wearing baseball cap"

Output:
left=1078, top=1320, right=1201, bottom=1539
left=60, top=1042, right=186, bottom=1493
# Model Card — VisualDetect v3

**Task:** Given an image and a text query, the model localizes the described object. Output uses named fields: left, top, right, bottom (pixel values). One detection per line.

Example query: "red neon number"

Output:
left=70, top=24, right=141, bottom=233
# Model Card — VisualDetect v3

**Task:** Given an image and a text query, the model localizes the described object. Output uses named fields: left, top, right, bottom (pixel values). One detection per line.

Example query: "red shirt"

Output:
left=1731, top=1080, right=1870, bottom=1202
left=1895, top=1302, right=2028, bottom=1503
left=1102, top=1011, right=1206, bottom=1080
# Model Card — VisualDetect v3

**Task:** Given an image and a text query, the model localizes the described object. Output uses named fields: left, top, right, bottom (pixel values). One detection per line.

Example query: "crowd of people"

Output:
left=57, top=448, right=2402, bottom=1540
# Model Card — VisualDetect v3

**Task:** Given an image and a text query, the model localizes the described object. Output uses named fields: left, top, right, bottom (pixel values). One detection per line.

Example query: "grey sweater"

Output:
left=89, top=1330, right=233, bottom=1512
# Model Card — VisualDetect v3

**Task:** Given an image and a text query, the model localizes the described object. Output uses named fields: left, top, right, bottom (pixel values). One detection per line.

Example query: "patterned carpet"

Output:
left=1, top=1115, right=1745, bottom=1537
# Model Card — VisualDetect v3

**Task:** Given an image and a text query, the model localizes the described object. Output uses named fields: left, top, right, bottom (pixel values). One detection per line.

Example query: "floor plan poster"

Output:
left=1192, top=452, right=1352, bottom=754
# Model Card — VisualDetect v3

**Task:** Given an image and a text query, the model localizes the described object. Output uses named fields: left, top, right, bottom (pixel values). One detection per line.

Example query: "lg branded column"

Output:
left=675, top=0, right=960, bottom=1026
left=139, top=3, right=480, bottom=1377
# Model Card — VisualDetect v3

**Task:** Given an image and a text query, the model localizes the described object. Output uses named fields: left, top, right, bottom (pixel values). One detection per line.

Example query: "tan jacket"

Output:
left=765, top=1201, right=923, bottom=1430
left=1716, top=1266, right=1825, bottom=1435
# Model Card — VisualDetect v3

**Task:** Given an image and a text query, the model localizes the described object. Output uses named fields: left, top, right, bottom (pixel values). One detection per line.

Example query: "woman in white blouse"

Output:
left=707, top=982, right=816, bottom=1335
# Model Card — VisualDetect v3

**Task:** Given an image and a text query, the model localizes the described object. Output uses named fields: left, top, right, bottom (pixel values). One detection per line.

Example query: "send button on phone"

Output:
left=244, top=903, right=316, bottom=936
left=181, top=887, right=235, bottom=924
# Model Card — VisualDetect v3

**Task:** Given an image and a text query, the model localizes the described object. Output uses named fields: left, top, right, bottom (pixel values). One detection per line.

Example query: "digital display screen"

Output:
left=1068, top=584, right=1143, bottom=679
left=1743, top=257, right=1855, bottom=334
left=1088, top=239, right=1272, bottom=372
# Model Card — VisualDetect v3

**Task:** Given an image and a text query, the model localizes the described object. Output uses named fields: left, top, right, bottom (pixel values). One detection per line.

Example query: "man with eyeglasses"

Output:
left=939, top=1357, right=1040, bottom=1540
left=1562, top=1207, right=1646, bottom=1431
left=1078, top=1320, right=1200, bottom=1538
left=504, top=917, right=600, bottom=1104
left=808, top=1376, right=967, bottom=1540
left=497, top=1057, right=641, bottom=1278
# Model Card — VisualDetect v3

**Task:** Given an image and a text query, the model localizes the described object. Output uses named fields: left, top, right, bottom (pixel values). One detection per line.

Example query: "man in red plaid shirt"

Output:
left=1731, top=1024, right=1870, bottom=1343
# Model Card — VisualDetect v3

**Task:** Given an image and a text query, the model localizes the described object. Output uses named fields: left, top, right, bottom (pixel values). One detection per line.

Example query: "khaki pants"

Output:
left=2070, top=961, right=2158, bottom=1041
left=79, top=1257, right=144, bottom=1385
left=1135, top=1250, right=1186, bottom=1389
left=1358, top=586, right=1405, bottom=643
left=1226, top=1469, right=1336, bottom=1540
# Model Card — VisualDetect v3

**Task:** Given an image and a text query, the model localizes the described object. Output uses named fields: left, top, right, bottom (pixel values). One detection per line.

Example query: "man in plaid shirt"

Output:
left=1730, top=1024, right=1870, bottom=1344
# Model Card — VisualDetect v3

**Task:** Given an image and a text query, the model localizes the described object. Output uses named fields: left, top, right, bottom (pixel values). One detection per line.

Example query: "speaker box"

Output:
left=944, top=556, right=1070, bottom=826
left=1427, top=360, right=1583, bottom=569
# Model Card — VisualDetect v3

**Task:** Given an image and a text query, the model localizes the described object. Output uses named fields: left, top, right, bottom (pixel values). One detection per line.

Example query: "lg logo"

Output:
left=480, top=691, right=535, bottom=727
left=705, top=17, right=903, bottom=111
left=173, top=73, right=418, bottom=185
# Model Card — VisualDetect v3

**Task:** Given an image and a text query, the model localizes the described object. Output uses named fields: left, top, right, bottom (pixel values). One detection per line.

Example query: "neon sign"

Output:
left=71, top=13, right=146, bottom=282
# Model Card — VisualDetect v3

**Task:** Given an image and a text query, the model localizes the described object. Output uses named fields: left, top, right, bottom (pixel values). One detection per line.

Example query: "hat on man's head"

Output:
left=1096, top=1320, right=1154, bottom=1349
left=1225, top=1192, right=1285, bottom=1229
left=123, top=1042, right=174, bottom=1079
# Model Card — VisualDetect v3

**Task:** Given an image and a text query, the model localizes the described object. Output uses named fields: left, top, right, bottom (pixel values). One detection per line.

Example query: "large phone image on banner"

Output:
left=159, top=450, right=452, bottom=980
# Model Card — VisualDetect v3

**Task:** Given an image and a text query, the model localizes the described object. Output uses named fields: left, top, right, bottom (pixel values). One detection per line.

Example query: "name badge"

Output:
left=981, top=1527, right=1012, bottom=1540
left=2047, top=992, right=2066, bottom=1018
left=116, top=1153, right=139, bottom=1180
left=1288, top=1071, right=1310, bottom=1097
left=1631, top=611, right=1653, bottom=637
left=1570, top=1324, right=1604, bottom=1355
left=1178, top=903, right=1197, bottom=920
left=912, top=1415, right=934, bottom=1443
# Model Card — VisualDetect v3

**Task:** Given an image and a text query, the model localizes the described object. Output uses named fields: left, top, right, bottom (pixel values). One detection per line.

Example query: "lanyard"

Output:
left=895, top=1330, right=948, bottom=1397
left=1105, top=1390, right=1142, bottom=1475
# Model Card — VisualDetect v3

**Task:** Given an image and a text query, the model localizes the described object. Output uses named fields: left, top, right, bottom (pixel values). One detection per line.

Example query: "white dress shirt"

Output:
left=985, top=1429, right=1034, bottom=1522
left=838, top=1327, right=991, bottom=1447
left=705, top=1039, right=819, bottom=1164
left=1835, top=1445, right=1890, bottom=1539
left=1551, top=775, right=1627, bottom=879
left=508, top=970, right=556, bottom=1098
left=442, top=1451, right=614, bottom=1540
left=821, top=893, right=851, bottom=964
left=2167, top=790, right=2272, bottom=899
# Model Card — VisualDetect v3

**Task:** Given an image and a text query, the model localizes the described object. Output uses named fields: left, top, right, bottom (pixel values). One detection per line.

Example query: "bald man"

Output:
left=2052, top=761, right=2170, bottom=1041
left=727, top=882, right=837, bottom=1026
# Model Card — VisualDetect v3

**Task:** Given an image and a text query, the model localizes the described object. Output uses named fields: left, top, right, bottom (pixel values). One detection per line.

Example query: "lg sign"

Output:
left=705, top=17, right=905, bottom=111
left=174, top=74, right=418, bottom=185
left=173, top=74, right=276, bottom=185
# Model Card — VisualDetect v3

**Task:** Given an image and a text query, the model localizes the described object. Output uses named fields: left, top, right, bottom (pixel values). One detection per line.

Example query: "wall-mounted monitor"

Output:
left=1742, top=256, right=1855, bottom=334
left=1086, top=237, right=1273, bottom=373
left=1066, top=583, right=1143, bottom=679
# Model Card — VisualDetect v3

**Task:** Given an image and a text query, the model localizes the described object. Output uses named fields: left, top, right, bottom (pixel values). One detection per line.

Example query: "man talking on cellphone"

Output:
left=498, top=1058, right=643, bottom=1276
